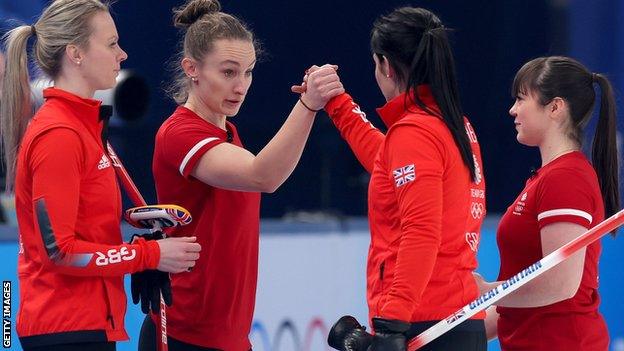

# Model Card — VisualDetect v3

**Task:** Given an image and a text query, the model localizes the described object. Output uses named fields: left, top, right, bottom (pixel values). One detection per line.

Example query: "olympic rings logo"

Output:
left=470, top=202, right=484, bottom=219
left=250, top=317, right=330, bottom=351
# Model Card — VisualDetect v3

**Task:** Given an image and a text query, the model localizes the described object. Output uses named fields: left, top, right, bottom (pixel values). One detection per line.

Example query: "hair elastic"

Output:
left=299, top=98, right=320, bottom=113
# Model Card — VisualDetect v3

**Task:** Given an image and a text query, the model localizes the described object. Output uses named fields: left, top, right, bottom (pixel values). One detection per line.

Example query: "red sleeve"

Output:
left=536, top=168, right=596, bottom=229
left=325, top=93, right=385, bottom=173
left=379, top=123, right=444, bottom=320
left=160, top=120, right=225, bottom=179
left=30, top=128, right=160, bottom=276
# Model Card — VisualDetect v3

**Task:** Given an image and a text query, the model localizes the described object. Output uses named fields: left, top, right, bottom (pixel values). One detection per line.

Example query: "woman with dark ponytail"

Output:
left=141, top=0, right=343, bottom=350
left=306, top=7, right=487, bottom=351
left=474, top=56, right=618, bottom=350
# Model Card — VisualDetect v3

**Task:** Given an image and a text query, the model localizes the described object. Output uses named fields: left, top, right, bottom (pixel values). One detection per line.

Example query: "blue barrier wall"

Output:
left=0, top=218, right=622, bottom=351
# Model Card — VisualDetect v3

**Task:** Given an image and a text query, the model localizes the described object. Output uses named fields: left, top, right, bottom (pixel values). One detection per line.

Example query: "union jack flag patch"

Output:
left=393, top=164, right=415, bottom=187
left=167, top=208, right=192, bottom=225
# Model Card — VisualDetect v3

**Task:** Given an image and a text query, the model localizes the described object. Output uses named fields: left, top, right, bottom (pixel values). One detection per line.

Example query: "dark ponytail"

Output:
left=371, top=7, right=475, bottom=181
left=592, top=73, right=620, bottom=224
left=512, top=57, right=620, bottom=234
left=417, top=28, right=475, bottom=181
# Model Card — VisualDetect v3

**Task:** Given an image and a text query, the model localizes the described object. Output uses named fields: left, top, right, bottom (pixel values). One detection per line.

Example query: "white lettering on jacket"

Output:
left=95, top=246, right=137, bottom=266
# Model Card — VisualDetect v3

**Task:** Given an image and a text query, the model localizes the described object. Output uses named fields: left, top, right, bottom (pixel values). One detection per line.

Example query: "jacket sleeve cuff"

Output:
left=135, top=237, right=161, bottom=270
left=324, top=93, right=353, bottom=117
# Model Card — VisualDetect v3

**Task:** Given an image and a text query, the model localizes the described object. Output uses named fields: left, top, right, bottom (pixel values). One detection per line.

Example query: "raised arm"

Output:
left=293, top=65, right=385, bottom=173
left=191, top=64, right=344, bottom=192
left=324, top=94, right=385, bottom=173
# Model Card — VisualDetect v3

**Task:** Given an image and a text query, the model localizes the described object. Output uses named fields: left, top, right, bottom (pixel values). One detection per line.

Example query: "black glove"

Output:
left=368, top=318, right=410, bottom=351
left=328, top=315, right=374, bottom=351
left=130, top=231, right=173, bottom=314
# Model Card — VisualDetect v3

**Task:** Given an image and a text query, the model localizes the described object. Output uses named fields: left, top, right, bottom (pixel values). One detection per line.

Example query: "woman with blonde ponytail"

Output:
left=0, top=51, right=5, bottom=94
left=1, top=24, right=35, bottom=191
left=1, top=1, right=200, bottom=350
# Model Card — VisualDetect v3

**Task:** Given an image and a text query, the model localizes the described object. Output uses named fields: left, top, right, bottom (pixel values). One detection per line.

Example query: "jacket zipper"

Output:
left=108, top=315, right=115, bottom=329
left=376, top=261, right=386, bottom=314
left=101, top=279, right=115, bottom=330
left=379, top=261, right=385, bottom=281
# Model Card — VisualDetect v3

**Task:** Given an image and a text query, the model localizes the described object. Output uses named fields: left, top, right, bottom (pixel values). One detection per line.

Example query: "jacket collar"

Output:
left=42, top=87, right=107, bottom=140
left=376, top=85, right=440, bottom=128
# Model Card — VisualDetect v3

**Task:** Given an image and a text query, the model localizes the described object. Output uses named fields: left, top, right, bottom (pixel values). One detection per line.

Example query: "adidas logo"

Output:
left=98, top=154, right=111, bottom=170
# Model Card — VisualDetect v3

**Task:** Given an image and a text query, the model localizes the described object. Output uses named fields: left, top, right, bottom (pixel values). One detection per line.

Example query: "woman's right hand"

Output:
left=293, top=64, right=344, bottom=110
left=156, top=236, right=201, bottom=273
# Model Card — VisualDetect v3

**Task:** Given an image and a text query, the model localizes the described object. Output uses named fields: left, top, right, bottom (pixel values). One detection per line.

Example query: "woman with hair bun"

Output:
left=1, top=1, right=200, bottom=351
left=139, top=0, right=344, bottom=350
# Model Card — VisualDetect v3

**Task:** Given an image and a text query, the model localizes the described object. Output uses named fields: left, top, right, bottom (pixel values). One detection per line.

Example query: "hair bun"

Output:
left=173, top=0, right=221, bottom=29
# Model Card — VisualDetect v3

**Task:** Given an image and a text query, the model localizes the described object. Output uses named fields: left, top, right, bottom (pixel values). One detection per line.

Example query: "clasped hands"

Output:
left=291, top=64, right=345, bottom=111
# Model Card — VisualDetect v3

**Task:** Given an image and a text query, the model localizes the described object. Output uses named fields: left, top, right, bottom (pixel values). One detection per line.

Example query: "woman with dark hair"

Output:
left=139, top=0, right=344, bottom=350
left=306, top=6, right=487, bottom=351
left=474, top=56, right=618, bottom=350
left=1, top=1, right=200, bottom=350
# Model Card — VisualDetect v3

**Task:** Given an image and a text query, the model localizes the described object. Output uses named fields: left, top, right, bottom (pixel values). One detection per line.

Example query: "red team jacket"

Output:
left=15, top=88, right=160, bottom=348
left=325, top=86, right=486, bottom=323
left=152, top=106, right=261, bottom=350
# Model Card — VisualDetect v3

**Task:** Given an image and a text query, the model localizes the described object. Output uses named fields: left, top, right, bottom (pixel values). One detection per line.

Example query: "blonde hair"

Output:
left=1, top=0, right=108, bottom=190
left=169, top=0, right=256, bottom=104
